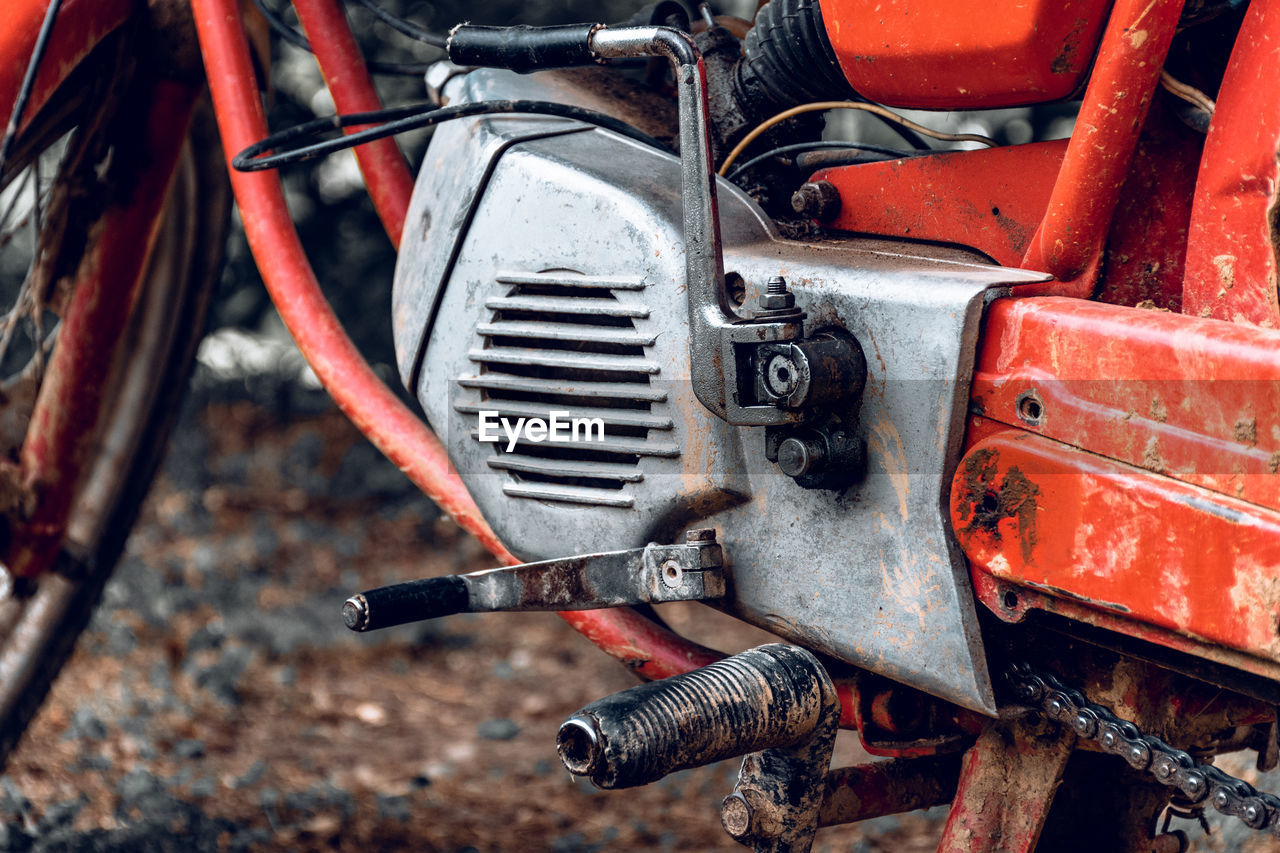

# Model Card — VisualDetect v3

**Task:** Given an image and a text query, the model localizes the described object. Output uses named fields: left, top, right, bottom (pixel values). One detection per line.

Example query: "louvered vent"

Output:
left=456, top=271, right=677, bottom=507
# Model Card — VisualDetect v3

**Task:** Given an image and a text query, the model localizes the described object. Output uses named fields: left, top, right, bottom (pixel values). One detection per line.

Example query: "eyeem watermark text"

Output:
left=477, top=410, right=605, bottom=452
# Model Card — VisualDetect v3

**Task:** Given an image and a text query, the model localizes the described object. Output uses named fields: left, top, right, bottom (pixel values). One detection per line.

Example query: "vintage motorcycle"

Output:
left=2, top=0, right=1280, bottom=849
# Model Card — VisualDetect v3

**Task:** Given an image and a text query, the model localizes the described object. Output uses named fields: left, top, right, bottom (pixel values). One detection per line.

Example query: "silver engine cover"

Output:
left=393, top=69, right=1048, bottom=714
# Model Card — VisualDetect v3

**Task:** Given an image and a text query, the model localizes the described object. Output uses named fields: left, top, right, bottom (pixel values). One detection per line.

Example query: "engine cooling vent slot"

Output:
left=457, top=270, right=678, bottom=508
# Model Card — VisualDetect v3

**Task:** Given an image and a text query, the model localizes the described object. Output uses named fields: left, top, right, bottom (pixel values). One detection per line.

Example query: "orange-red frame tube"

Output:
left=290, top=0, right=412, bottom=246
left=1020, top=0, right=1182, bottom=292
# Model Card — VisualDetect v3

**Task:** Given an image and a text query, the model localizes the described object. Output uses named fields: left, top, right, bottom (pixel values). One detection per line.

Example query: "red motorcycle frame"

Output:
left=5, top=0, right=1280, bottom=848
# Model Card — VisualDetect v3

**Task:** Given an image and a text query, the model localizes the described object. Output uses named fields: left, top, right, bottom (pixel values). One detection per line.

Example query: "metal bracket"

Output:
left=720, top=682, right=840, bottom=853
left=343, top=529, right=725, bottom=631
left=588, top=27, right=810, bottom=426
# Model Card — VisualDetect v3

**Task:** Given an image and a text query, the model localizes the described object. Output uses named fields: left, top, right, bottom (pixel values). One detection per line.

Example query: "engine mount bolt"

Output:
left=777, top=436, right=825, bottom=478
left=758, top=276, right=795, bottom=311
left=791, top=180, right=841, bottom=221
left=685, top=528, right=717, bottom=543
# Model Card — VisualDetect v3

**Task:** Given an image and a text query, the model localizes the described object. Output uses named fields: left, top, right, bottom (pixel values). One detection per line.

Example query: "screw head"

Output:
left=685, top=528, right=716, bottom=543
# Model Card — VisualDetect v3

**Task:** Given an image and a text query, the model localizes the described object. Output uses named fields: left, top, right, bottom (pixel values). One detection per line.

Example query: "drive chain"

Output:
left=1006, top=662, right=1280, bottom=836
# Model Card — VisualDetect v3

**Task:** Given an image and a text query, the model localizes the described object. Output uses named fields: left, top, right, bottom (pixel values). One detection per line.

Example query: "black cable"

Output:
left=345, top=0, right=447, bottom=49
left=726, top=140, right=912, bottom=182
left=251, top=0, right=430, bottom=76
left=0, top=0, right=65, bottom=182
left=233, top=100, right=669, bottom=172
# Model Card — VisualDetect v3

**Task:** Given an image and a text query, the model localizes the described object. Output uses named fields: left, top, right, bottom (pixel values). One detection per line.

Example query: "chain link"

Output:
left=1005, top=662, right=1280, bottom=836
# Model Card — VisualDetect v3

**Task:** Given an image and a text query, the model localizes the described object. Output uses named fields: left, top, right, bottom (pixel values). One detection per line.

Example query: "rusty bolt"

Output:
left=791, top=180, right=841, bottom=220
left=720, top=792, right=755, bottom=840
left=686, top=528, right=716, bottom=543
left=758, top=276, right=795, bottom=312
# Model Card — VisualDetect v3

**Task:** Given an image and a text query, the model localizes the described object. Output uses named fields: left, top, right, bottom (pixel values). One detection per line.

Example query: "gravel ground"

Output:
left=0, top=375, right=948, bottom=852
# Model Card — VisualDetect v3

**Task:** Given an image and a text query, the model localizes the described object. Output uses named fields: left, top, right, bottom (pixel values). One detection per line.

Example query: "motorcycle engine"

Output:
left=392, top=66, right=1047, bottom=714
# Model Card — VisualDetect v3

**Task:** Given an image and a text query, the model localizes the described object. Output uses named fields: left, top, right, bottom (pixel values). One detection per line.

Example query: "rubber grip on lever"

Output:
left=343, top=576, right=469, bottom=632
left=447, top=24, right=600, bottom=74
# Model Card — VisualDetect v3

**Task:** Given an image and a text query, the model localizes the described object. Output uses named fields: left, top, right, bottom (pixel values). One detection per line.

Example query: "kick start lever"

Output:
left=342, top=529, right=725, bottom=632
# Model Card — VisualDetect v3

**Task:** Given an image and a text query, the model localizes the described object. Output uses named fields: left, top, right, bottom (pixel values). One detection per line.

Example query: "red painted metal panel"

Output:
left=1183, top=0, right=1280, bottom=326
left=291, top=0, right=413, bottom=247
left=819, top=0, right=1111, bottom=109
left=971, top=297, right=1280, bottom=513
left=812, top=141, right=1066, bottom=266
left=953, top=429, right=1280, bottom=665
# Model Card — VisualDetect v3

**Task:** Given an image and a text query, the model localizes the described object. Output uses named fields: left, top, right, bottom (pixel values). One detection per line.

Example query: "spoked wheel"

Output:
left=0, top=39, right=230, bottom=762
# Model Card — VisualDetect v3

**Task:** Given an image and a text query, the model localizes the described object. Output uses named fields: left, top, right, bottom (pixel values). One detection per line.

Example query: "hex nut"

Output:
left=758, top=290, right=795, bottom=312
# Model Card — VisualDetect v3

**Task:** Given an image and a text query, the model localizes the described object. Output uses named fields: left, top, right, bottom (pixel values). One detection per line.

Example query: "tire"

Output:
left=0, top=88, right=231, bottom=764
